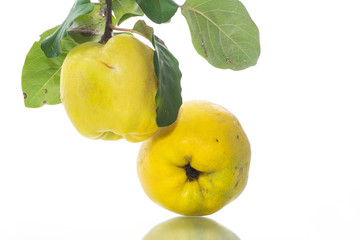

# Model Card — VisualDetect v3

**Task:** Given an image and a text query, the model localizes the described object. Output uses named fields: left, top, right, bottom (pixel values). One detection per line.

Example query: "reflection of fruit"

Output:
left=60, top=34, right=158, bottom=142
left=137, top=101, right=251, bottom=216
left=143, top=217, right=240, bottom=240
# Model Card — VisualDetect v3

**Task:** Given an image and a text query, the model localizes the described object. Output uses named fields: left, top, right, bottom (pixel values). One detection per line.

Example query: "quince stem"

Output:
left=99, top=0, right=113, bottom=43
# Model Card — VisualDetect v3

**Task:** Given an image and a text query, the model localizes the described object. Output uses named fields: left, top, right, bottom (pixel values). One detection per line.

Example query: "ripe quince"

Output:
left=60, top=34, right=158, bottom=142
left=137, top=100, right=251, bottom=216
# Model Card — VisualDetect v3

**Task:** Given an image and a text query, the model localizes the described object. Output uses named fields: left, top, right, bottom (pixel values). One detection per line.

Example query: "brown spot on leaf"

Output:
left=76, top=29, right=99, bottom=37
left=44, top=89, right=48, bottom=93
left=201, top=41, right=208, bottom=58
left=158, top=38, right=167, bottom=49
left=226, top=57, right=233, bottom=64
left=216, top=138, right=219, bottom=142
left=43, top=100, right=47, bottom=104
left=23, top=93, right=27, bottom=99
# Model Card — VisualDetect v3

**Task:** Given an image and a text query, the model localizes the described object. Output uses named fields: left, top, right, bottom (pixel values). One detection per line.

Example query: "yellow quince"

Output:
left=137, top=100, right=251, bottom=216
left=60, top=34, right=158, bottom=142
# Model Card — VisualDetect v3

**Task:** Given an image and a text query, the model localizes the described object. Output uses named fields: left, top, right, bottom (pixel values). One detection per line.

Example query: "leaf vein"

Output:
left=27, top=67, right=62, bottom=101
left=184, top=6, right=251, bottom=60
left=190, top=0, right=214, bottom=9
left=202, top=9, right=246, bottom=16
left=204, top=15, right=223, bottom=64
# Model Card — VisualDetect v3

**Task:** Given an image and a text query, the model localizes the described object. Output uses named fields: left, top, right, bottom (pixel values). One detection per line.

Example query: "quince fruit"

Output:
left=137, top=100, right=251, bottom=216
left=60, top=34, right=158, bottom=142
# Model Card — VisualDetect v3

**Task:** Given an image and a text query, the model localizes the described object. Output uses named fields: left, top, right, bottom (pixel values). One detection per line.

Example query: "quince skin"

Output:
left=60, top=34, right=158, bottom=142
left=137, top=101, right=251, bottom=216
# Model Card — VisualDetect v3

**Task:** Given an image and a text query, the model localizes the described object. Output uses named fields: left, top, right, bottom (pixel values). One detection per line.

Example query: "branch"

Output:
left=99, top=0, right=113, bottom=43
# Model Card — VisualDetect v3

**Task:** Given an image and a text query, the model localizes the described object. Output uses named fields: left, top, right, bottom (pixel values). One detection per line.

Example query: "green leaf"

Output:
left=136, top=0, right=179, bottom=24
left=152, top=35, right=182, bottom=127
left=67, top=5, right=106, bottom=44
left=133, top=20, right=154, bottom=42
left=132, top=20, right=182, bottom=126
left=22, top=27, right=78, bottom=108
left=41, top=0, right=94, bottom=58
left=181, top=0, right=260, bottom=70
left=113, top=0, right=144, bottom=25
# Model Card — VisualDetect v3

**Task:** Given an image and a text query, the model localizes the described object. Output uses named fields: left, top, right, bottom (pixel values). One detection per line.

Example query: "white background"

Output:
left=1, top=0, right=360, bottom=239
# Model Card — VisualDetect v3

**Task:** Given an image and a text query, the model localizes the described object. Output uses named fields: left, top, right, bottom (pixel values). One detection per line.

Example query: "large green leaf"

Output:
left=181, top=0, right=260, bottom=70
left=113, top=0, right=143, bottom=25
left=22, top=27, right=78, bottom=108
left=41, top=0, right=94, bottom=58
left=136, top=0, right=178, bottom=24
left=152, top=35, right=182, bottom=127
left=67, top=5, right=107, bottom=44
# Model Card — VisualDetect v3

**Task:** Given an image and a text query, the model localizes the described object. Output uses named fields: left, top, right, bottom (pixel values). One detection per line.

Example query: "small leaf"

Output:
left=133, top=20, right=154, bottom=42
left=113, top=0, right=144, bottom=25
left=181, top=0, right=260, bottom=70
left=22, top=27, right=78, bottom=108
left=41, top=0, right=94, bottom=58
left=67, top=5, right=107, bottom=44
left=152, top=35, right=182, bottom=127
left=136, top=0, right=179, bottom=24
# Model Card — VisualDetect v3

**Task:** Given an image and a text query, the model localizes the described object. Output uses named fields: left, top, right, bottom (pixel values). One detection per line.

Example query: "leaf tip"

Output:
left=40, top=36, right=61, bottom=58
